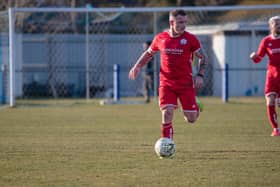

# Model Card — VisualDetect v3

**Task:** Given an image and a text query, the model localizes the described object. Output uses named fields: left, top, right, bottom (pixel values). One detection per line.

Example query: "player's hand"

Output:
left=195, top=75, right=204, bottom=89
left=250, top=52, right=262, bottom=63
left=250, top=52, right=257, bottom=59
left=128, top=66, right=140, bottom=80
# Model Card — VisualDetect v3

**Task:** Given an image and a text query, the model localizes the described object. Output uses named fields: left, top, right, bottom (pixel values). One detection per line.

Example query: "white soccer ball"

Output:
left=154, top=137, right=175, bottom=159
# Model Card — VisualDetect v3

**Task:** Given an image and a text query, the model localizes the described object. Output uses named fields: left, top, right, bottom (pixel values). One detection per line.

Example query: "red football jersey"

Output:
left=257, top=35, right=280, bottom=69
left=149, top=31, right=201, bottom=89
left=257, top=35, right=280, bottom=95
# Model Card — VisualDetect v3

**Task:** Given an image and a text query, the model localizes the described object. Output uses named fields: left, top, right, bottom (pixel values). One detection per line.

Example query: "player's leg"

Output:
left=265, top=76, right=279, bottom=136
left=179, top=89, right=199, bottom=124
left=146, top=75, right=152, bottom=103
left=266, top=93, right=279, bottom=136
left=196, top=96, right=204, bottom=112
left=159, top=86, right=177, bottom=139
left=143, top=75, right=149, bottom=103
left=161, top=106, right=175, bottom=139
left=183, top=111, right=199, bottom=123
left=277, top=85, right=280, bottom=107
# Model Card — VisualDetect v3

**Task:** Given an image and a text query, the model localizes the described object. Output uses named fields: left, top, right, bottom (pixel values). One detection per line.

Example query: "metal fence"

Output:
left=1, top=5, right=280, bottom=106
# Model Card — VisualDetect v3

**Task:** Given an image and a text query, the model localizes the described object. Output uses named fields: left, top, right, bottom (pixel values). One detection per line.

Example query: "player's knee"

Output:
left=184, top=112, right=199, bottom=124
left=266, top=94, right=277, bottom=106
left=162, top=107, right=174, bottom=123
left=184, top=116, right=197, bottom=123
left=184, top=118, right=194, bottom=123
left=163, top=107, right=174, bottom=114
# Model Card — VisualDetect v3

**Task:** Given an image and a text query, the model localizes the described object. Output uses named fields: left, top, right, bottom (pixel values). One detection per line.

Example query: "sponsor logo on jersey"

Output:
left=163, top=48, right=183, bottom=55
left=180, top=38, right=187, bottom=45
left=270, top=48, right=280, bottom=54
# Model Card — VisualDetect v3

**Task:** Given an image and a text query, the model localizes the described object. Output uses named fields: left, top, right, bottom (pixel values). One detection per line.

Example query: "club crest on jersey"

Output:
left=180, top=38, right=187, bottom=45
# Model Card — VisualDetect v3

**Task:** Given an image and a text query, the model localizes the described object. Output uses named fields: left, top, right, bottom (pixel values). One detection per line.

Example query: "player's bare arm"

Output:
left=194, top=48, right=207, bottom=89
left=194, top=48, right=207, bottom=75
left=128, top=51, right=154, bottom=80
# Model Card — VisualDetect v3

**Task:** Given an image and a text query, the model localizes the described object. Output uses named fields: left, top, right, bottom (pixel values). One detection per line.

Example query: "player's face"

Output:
left=170, top=15, right=187, bottom=35
left=270, top=19, right=280, bottom=35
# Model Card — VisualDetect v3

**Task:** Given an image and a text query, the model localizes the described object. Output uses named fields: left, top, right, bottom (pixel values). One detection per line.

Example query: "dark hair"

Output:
left=169, top=9, right=186, bottom=17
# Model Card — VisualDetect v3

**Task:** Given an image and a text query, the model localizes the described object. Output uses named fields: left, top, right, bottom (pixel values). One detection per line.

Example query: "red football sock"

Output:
left=161, top=123, right=173, bottom=139
left=267, top=105, right=278, bottom=129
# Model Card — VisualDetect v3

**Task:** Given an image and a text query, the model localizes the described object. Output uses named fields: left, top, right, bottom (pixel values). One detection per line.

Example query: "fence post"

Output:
left=222, top=63, right=229, bottom=103
left=113, top=64, right=120, bottom=101
left=9, top=8, right=15, bottom=107
left=1, top=64, right=6, bottom=104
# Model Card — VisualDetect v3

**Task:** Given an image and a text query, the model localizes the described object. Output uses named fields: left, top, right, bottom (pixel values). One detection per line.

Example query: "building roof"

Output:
left=187, top=21, right=269, bottom=35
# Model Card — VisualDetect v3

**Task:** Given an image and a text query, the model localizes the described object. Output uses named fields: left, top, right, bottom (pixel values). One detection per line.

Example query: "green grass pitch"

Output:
left=0, top=97, right=280, bottom=187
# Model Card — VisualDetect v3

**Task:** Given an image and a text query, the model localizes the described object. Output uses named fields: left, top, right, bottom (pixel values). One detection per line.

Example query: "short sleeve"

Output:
left=148, top=34, right=160, bottom=53
left=190, top=34, right=201, bottom=52
left=257, top=38, right=267, bottom=58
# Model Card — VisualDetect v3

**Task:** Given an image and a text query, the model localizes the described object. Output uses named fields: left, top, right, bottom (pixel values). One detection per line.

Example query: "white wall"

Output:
left=212, top=31, right=267, bottom=97
left=9, top=31, right=269, bottom=99
left=13, top=34, right=152, bottom=98
left=212, top=33, right=226, bottom=96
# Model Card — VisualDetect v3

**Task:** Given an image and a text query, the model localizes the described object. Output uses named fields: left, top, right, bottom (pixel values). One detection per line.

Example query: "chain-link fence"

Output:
left=1, top=5, right=280, bottom=106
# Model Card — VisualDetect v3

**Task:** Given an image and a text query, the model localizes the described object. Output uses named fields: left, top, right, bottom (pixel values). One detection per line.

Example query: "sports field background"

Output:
left=0, top=97, right=280, bottom=187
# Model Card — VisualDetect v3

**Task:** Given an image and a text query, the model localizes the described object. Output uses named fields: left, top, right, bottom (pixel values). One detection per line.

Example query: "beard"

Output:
left=174, top=27, right=185, bottom=35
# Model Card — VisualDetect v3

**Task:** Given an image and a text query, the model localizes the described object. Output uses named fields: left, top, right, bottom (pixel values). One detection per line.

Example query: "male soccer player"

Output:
left=142, top=41, right=154, bottom=103
left=129, top=9, right=207, bottom=139
left=250, top=16, right=280, bottom=136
